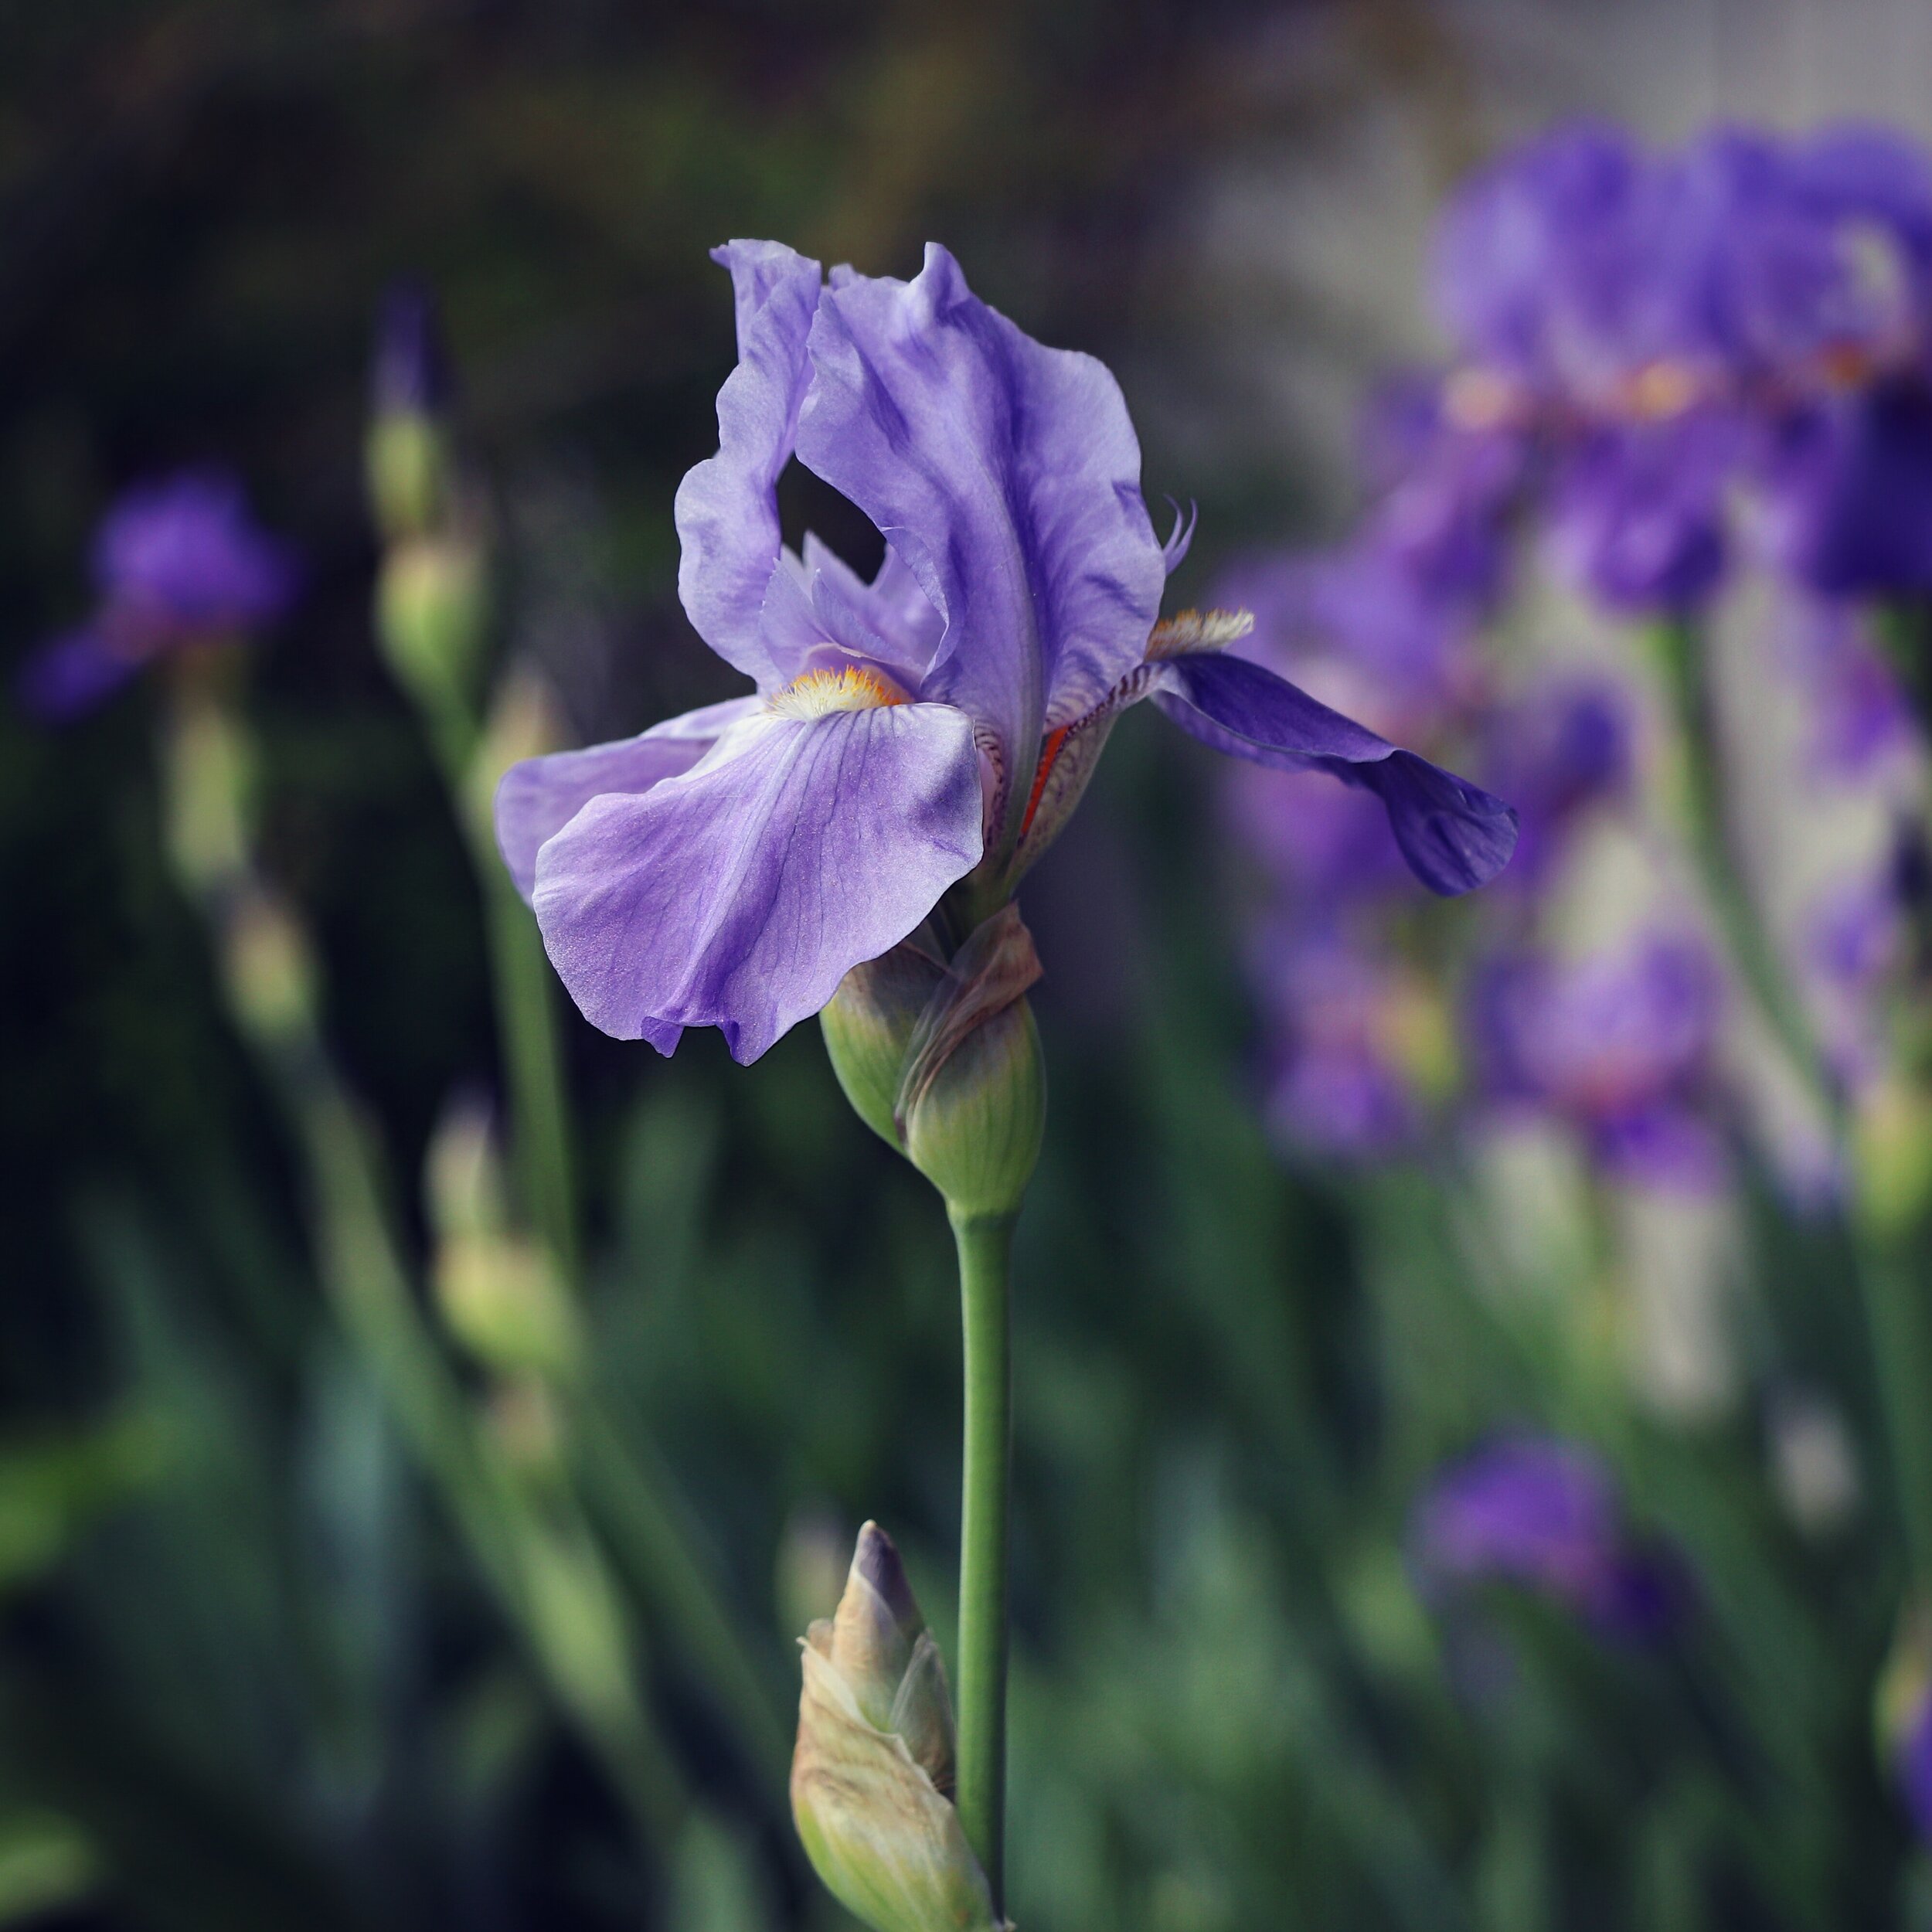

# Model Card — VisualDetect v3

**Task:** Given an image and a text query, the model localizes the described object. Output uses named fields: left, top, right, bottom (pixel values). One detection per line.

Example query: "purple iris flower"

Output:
left=1471, top=932, right=1727, bottom=1189
left=1413, top=1435, right=1685, bottom=1643
left=17, top=469, right=298, bottom=722
left=495, top=241, right=1518, bottom=1063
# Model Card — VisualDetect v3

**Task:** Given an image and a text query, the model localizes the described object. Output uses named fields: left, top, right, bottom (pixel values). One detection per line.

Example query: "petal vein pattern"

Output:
left=530, top=703, right=985, bottom=1063
left=495, top=695, right=761, bottom=901
left=674, top=240, right=825, bottom=688
left=797, top=243, right=1166, bottom=850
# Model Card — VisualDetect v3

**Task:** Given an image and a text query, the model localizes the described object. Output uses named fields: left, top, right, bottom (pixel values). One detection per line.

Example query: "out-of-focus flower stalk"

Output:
left=1651, top=615, right=1932, bottom=1592
left=366, top=285, right=791, bottom=1793
left=366, top=285, right=580, bottom=1292
left=1643, top=617, right=1835, bottom=1111
left=153, top=665, right=686, bottom=1846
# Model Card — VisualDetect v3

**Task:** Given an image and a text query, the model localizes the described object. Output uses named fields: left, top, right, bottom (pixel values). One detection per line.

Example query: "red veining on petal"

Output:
left=1018, top=726, right=1071, bottom=842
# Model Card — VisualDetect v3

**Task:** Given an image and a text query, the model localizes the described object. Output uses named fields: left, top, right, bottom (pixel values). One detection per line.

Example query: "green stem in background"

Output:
left=478, top=849, right=580, bottom=1288
left=1645, top=618, right=1835, bottom=1117
left=216, top=898, right=686, bottom=1848
left=950, top=1206, right=1014, bottom=1914
left=1648, top=619, right=1932, bottom=1594
left=1855, top=1229, right=1932, bottom=1592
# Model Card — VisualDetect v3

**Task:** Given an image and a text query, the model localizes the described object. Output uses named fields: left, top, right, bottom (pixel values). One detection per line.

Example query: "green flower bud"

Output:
left=464, top=664, right=565, bottom=848
left=821, top=906, right=1046, bottom=1222
left=376, top=534, right=489, bottom=727
left=792, top=1523, right=1006, bottom=1932
left=221, top=886, right=319, bottom=1049
left=425, top=1094, right=581, bottom=1379
left=1855, top=1073, right=1932, bottom=1238
left=367, top=411, right=451, bottom=543
left=160, top=685, right=254, bottom=898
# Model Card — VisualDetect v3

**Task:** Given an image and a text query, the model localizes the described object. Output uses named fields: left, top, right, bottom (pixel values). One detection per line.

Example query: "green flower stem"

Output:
left=478, top=851, right=581, bottom=1288
left=1855, top=1226, right=1932, bottom=1590
left=951, top=1206, right=1015, bottom=1915
left=570, top=1400, right=792, bottom=1783
left=210, top=898, right=685, bottom=1848
left=1644, top=618, right=1834, bottom=1112
left=1647, top=620, right=1932, bottom=1590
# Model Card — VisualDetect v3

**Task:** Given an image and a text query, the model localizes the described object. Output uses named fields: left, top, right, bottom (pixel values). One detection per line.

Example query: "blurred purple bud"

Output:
left=1253, top=925, right=1438, bottom=1159
left=1901, top=1689, right=1932, bottom=1845
left=373, top=277, right=451, bottom=417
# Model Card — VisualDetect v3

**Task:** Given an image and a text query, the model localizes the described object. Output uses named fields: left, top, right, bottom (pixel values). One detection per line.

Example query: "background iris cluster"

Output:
left=9, top=3, right=1932, bottom=1929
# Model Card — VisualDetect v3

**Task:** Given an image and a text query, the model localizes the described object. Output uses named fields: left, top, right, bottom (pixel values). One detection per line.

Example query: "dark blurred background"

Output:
left=5, top=3, right=1930, bottom=1929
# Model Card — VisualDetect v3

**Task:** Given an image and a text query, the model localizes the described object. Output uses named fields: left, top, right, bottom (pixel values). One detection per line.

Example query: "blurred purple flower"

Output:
left=1774, top=596, right=1919, bottom=779
left=1253, top=923, right=1429, bottom=1158
left=1545, top=414, right=1736, bottom=614
left=1758, top=379, right=1932, bottom=597
left=1413, top=1434, right=1685, bottom=1642
left=1480, top=672, right=1634, bottom=888
left=17, top=469, right=298, bottom=723
left=1801, top=875, right=1906, bottom=1094
left=1471, top=932, right=1726, bottom=1187
left=498, top=241, right=1517, bottom=1063
left=1431, top=121, right=1651, bottom=396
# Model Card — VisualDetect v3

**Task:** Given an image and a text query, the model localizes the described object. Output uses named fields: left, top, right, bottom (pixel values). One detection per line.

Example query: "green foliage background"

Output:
left=0, top=5, right=1914, bottom=1928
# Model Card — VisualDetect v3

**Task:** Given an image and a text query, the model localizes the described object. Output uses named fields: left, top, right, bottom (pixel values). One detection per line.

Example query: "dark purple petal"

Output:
left=1758, top=380, right=1932, bottom=597
left=1546, top=417, right=1733, bottom=614
left=372, top=277, right=451, bottom=415
left=493, top=696, right=760, bottom=901
left=798, top=243, right=1165, bottom=832
left=15, top=625, right=139, bottom=723
left=1151, top=651, right=1518, bottom=895
left=93, top=471, right=298, bottom=631
left=531, top=703, right=984, bottom=1063
left=673, top=241, right=824, bottom=688
left=1900, top=1689, right=1932, bottom=1844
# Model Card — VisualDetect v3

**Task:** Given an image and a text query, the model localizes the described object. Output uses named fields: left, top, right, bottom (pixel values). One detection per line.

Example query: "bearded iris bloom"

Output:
left=17, top=469, right=298, bottom=722
left=495, top=240, right=1516, bottom=1063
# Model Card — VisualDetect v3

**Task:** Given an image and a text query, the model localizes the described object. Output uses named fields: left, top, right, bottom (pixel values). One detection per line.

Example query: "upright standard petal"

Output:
left=798, top=243, right=1167, bottom=844
left=674, top=242, right=824, bottom=687
left=493, top=695, right=760, bottom=901
left=531, top=703, right=984, bottom=1063
left=1151, top=650, right=1519, bottom=895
